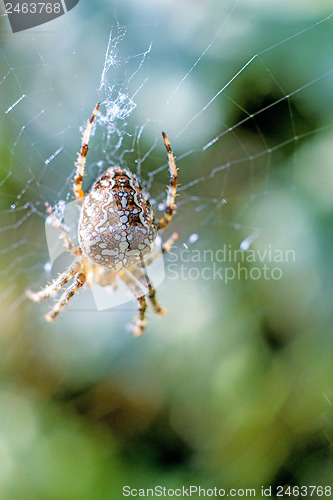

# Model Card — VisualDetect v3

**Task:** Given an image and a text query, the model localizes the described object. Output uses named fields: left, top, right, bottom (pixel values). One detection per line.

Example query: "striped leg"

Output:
left=44, top=272, right=86, bottom=322
left=157, top=133, right=178, bottom=230
left=26, top=261, right=81, bottom=302
left=119, top=270, right=148, bottom=336
left=138, top=259, right=166, bottom=316
left=145, top=279, right=166, bottom=316
left=73, top=103, right=99, bottom=199
left=127, top=232, right=179, bottom=315
left=134, top=296, right=148, bottom=337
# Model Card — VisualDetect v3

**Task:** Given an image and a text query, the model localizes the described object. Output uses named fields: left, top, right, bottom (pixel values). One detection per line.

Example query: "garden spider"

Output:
left=26, top=104, right=179, bottom=336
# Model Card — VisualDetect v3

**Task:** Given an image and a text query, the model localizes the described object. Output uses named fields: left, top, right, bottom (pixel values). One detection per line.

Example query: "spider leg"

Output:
left=127, top=232, right=179, bottom=315
left=45, top=202, right=82, bottom=256
left=136, top=268, right=166, bottom=316
left=44, top=271, right=86, bottom=322
left=136, top=257, right=166, bottom=316
left=26, top=261, right=81, bottom=302
left=156, top=133, right=178, bottom=230
left=134, top=296, right=148, bottom=337
left=73, top=103, right=99, bottom=200
left=118, top=270, right=148, bottom=336
left=161, top=231, right=179, bottom=253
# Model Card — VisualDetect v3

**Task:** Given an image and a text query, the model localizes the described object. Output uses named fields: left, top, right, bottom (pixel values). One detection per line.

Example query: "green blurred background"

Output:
left=0, top=1, right=333, bottom=498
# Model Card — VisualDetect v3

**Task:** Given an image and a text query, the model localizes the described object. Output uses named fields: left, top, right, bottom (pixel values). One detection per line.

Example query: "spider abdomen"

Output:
left=78, top=167, right=157, bottom=270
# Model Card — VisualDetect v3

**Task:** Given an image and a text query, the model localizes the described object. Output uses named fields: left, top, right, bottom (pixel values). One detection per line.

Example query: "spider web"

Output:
left=1, top=0, right=333, bottom=335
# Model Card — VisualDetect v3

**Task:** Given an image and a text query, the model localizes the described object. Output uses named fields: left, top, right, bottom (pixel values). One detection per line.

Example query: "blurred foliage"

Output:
left=0, top=0, right=333, bottom=498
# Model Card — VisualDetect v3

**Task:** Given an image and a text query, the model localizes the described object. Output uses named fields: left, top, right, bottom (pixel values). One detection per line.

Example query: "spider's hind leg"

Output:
left=44, top=271, right=86, bottom=322
left=136, top=258, right=166, bottom=316
left=129, top=233, right=179, bottom=316
left=119, top=269, right=149, bottom=336
left=26, top=261, right=81, bottom=302
left=133, top=295, right=148, bottom=337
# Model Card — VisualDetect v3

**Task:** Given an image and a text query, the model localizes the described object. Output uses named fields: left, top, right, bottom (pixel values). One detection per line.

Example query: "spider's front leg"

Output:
left=74, top=103, right=99, bottom=200
left=157, top=133, right=178, bottom=230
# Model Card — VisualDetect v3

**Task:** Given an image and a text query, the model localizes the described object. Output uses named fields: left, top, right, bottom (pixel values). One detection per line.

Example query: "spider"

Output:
left=26, top=104, right=179, bottom=336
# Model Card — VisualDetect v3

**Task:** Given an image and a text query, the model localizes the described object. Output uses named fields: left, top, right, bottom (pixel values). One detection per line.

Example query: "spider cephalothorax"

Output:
left=26, top=104, right=179, bottom=336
